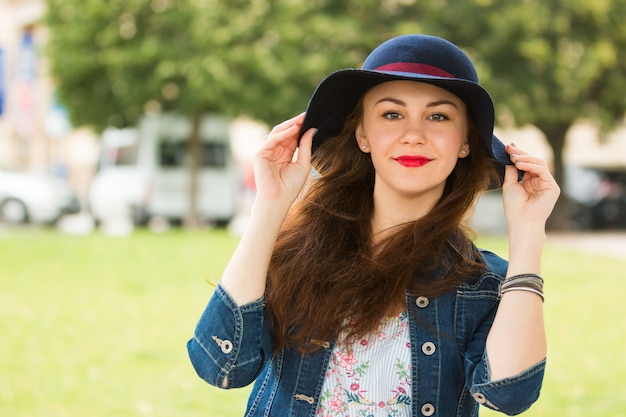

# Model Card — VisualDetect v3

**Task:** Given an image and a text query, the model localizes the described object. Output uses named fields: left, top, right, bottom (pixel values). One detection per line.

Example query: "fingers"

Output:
left=295, top=128, right=316, bottom=164
left=506, top=143, right=548, bottom=173
left=506, top=143, right=542, bottom=161
left=263, top=113, right=316, bottom=161
left=261, top=113, right=306, bottom=153
left=267, top=112, right=306, bottom=137
left=503, top=164, right=519, bottom=189
left=505, top=143, right=526, bottom=155
left=505, top=143, right=560, bottom=197
left=510, top=155, right=547, bottom=174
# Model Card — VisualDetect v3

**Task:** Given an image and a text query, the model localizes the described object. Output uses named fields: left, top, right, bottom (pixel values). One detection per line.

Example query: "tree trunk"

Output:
left=184, top=111, right=202, bottom=229
left=540, top=122, right=570, bottom=231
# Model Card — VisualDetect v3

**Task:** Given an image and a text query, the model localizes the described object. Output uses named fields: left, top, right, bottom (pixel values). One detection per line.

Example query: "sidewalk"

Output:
left=546, top=232, right=626, bottom=259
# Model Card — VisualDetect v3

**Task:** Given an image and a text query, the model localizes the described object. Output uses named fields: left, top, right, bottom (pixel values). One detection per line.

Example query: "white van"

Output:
left=89, top=113, right=241, bottom=227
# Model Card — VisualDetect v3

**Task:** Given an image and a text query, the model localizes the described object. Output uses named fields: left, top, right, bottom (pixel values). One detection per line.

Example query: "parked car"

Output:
left=89, top=113, right=241, bottom=227
left=566, top=166, right=626, bottom=230
left=0, top=167, right=80, bottom=225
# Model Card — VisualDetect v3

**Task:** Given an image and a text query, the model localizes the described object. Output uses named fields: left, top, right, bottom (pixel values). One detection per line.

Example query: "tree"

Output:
left=46, top=0, right=218, bottom=226
left=45, top=0, right=430, bottom=127
left=44, top=0, right=428, bottom=226
left=420, top=0, right=626, bottom=228
left=46, top=0, right=626, bottom=229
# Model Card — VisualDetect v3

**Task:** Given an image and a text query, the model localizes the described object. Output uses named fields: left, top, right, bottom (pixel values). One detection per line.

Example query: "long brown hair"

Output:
left=266, top=99, right=500, bottom=353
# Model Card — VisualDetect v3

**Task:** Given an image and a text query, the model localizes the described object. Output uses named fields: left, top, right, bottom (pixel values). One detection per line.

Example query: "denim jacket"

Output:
left=188, top=249, right=545, bottom=416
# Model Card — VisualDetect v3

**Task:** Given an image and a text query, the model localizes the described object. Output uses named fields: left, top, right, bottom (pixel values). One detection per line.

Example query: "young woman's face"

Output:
left=356, top=80, right=470, bottom=204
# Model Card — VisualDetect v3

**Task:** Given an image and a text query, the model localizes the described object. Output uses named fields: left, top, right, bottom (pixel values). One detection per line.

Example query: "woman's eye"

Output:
left=428, top=113, right=448, bottom=121
left=383, top=112, right=403, bottom=120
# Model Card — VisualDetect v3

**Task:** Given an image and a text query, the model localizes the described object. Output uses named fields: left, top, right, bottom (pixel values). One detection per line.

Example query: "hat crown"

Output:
left=362, top=34, right=479, bottom=84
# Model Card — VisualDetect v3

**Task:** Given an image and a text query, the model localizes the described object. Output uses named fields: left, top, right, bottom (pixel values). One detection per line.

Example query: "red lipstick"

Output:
left=394, top=155, right=432, bottom=167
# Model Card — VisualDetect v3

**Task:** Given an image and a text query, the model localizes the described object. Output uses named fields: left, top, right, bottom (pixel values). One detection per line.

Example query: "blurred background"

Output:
left=1, top=1, right=626, bottom=416
left=0, top=0, right=625, bottom=234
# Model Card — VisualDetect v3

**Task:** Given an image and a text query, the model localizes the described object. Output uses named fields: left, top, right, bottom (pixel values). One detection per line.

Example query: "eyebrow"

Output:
left=375, top=97, right=405, bottom=106
left=426, top=99, right=459, bottom=109
left=374, top=97, right=459, bottom=108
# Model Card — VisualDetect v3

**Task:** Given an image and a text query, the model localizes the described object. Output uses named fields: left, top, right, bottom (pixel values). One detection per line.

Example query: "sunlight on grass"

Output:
left=478, top=235, right=626, bottom=417
left=0, top=229, right=249, bottom=417
left=1, top=229, right=624, bottom=416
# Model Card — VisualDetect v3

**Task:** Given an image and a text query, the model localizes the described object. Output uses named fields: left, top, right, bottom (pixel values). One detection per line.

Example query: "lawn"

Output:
left=1, top=228, right=624, bottom=416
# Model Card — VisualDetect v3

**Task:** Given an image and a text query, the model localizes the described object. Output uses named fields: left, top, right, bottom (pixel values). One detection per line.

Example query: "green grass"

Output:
left=1, top=229, right=625, bottom=416
left=478, top=235, right=626, bottom=417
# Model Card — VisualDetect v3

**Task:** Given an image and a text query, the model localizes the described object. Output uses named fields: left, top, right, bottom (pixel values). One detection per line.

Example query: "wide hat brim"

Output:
left=299, top=68, right=513, bottom=189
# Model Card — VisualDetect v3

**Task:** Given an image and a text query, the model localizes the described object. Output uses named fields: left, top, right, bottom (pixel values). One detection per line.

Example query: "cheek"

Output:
left=436, top=127, right=467, bottom=150
left=365, top=124, right=399, bottom=145
left=368, top=136, right=395, bottom=158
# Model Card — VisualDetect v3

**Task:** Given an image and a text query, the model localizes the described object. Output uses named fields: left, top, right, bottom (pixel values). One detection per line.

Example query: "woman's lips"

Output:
left=394, top=155, right=433, bottom=167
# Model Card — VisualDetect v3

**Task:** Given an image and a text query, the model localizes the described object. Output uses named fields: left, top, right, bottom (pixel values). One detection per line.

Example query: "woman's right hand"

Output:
left=218, top=114, right=315, bottom=305
left=253, top=112, right=316, bottom=206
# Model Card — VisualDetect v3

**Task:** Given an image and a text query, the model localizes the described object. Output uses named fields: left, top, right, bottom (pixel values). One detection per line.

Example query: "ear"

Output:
left=355, top=124, right=369, bottom=152
left=458, top=143, right=470, bottom=158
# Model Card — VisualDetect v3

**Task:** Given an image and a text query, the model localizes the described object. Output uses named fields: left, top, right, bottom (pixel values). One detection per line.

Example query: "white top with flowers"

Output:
left=316, top=311, right=412, bottom=417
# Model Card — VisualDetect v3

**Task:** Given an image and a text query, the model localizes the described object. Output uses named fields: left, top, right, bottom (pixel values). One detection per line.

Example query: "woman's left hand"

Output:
left=488, top=143, right=557, bottom=380
left=502, top=143, right=561, bottom=229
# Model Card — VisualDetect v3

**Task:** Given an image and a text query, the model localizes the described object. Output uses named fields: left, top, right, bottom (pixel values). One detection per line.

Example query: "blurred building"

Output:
left=474, top=120, right=626, bottom=232
left=0, top=0, right=98, bottom=208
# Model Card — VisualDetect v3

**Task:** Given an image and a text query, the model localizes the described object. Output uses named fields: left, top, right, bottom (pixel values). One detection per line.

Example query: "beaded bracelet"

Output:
left=500, top=273, right=545, bottom=302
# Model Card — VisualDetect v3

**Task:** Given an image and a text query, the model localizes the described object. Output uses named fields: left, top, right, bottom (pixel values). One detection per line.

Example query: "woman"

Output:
left=188, top=34, right=560, bottom=416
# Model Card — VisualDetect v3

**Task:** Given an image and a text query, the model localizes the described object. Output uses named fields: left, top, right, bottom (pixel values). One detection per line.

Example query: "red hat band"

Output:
left=375, top=62, right=455, bottom=79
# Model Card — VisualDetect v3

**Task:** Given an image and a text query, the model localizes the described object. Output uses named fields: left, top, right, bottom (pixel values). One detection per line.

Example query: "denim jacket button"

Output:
left=473, top=392, right=487, bottom=404
left=420, top=403, right=435, bottom=416
left=415, top=296, right=429, bottom=308
left=421, top=341, right=436, bottom=355
left=295, top=393, right=315, bottom=404
left=220, top=340, right=233, bottom=354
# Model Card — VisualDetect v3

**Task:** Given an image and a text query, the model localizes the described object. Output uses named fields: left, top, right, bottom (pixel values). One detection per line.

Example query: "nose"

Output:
left=400, top=117, right=426, bottom=145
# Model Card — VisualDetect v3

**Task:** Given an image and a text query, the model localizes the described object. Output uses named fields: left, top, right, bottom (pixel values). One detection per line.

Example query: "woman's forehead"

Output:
left=363, top=80, right=466, bottom=108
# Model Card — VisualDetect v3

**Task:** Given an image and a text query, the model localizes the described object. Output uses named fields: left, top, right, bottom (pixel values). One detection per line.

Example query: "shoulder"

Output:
left=477, top=249, right=508, bottom=278
left=456, top=248, right=507, bottom=295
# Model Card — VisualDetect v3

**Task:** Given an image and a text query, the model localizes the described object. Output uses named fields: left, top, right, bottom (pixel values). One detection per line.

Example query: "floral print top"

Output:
left=316, top=311, right=412, bottom=417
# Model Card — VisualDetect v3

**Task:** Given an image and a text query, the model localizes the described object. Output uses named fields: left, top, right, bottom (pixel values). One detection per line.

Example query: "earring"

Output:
left=462, top=150, right=467, bottom=154
left=361, top=145, right=367, bottom=149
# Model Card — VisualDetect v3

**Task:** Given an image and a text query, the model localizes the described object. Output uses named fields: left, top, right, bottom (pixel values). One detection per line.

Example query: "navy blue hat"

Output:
left=299, top=34, right=512, bottom=189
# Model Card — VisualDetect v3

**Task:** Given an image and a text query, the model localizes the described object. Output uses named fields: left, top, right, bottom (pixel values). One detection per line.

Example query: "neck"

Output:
left=370, top=185, right=443, bottom=239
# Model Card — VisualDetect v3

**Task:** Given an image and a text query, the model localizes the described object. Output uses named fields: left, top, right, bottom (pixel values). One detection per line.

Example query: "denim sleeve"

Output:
left=462, top=293, right=545, bottom=415
left=462, top=252, right=545, bottom=415
left=468, top=353, right=545, bottom=415
left=187, top=283, right=272, bottom=389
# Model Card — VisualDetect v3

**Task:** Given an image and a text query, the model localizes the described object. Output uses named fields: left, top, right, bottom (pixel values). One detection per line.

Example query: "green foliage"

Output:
left=46, top=0, right=626, bottom=132
left=46, top=0, right=210, bottom=129
left=45, top=0, right=626, bottom=189
left=428, top=0, right=626, bottom=135
left=410, top=0, right=626, bottom=223
left=44, top=0, right=429, bottom=130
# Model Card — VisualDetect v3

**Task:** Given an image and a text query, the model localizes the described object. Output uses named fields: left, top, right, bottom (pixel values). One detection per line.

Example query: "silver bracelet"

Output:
left=500, top=286, right=545, bottom=302
left=502, top=273, right=544, bottom=289
left=500, top=273, right=544, bottom=302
